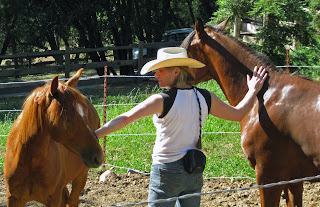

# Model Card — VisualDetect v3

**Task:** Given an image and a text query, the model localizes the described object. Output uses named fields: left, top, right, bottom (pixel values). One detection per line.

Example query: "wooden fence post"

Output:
left=138, top=41, right=144, bottom=74
left=286, top=50, right=291, bottom=73
left=65, top=46, right=70, bottom=78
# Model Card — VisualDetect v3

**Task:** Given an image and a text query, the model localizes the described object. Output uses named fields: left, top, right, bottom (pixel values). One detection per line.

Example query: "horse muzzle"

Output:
left=81, top=151, right=104, bottom=168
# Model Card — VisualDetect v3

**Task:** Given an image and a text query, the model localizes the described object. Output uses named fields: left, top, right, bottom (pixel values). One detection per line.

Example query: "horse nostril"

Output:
left=93, top=153, right=103, bottom=166
left=93, top=156, right=99, bottom=165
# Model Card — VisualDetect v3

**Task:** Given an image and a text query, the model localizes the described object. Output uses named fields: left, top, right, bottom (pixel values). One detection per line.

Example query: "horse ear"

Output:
left=195, top=17, right=206, bottom=38
left=50, top=75, right=59, bottom=96
left=217, top=17, right=230, bottom=30
left=66, top=68, right=83, bottom=87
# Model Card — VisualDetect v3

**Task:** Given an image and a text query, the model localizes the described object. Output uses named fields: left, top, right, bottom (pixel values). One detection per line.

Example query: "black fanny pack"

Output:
left=183, top=149, right=206, bottom=174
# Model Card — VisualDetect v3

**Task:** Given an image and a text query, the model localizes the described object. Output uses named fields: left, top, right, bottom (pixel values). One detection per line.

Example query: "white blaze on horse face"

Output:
left=77, top=103, right=85, bottom=118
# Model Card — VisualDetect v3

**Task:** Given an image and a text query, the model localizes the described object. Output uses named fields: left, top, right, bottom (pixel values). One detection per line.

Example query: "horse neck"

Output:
left=207, top=34, right=264, bottom=106
left=8, top=122, right=51, bottom=168
left=26, top=133, right=51, bottom=164
left=13, top=101, right=52, bottom=165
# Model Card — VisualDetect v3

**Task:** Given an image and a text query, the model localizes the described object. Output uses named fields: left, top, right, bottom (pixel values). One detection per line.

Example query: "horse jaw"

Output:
left=66, top=68, right=84, bottom=87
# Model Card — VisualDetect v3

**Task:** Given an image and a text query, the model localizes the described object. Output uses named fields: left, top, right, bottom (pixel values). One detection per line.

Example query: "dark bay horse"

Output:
left=4, top=69, right=104, bottom=207
left=182, top=18, right=320, bottom=207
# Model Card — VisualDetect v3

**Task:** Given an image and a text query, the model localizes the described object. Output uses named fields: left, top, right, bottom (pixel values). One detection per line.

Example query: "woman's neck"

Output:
left=174, top=83, right=192, bottom=89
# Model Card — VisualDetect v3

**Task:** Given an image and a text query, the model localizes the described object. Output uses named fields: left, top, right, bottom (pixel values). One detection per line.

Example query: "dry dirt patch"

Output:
left=0, top=172, right=319, bottom=206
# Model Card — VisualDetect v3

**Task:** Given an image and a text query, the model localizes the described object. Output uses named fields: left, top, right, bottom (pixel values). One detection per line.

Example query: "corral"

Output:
left=0, top=68, right=320, bottom=206
left=1, top=172, right=320, bottom=206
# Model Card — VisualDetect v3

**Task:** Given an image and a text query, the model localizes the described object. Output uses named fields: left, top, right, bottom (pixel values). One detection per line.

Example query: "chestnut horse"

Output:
left=182, top=18, right=320, bottom=206
left=4, top=69, right=104, bottom=207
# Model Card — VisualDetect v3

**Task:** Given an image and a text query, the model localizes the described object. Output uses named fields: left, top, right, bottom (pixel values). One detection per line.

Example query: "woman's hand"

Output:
left=209, top=66, right=268, bottom=122
left=247, top=66, right=267, bottom=94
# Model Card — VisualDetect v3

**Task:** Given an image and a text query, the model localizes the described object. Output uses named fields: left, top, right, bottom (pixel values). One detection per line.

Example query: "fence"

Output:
left=0, top=41, right=182, bottom=79
left=1, top=67, right=320, bottom=206
left=1, top=65, right=320, bottom=165
left=0, top=41, right=184, bottom=95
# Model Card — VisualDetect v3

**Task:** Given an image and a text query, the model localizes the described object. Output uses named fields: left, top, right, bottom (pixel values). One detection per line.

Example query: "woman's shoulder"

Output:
left=194, top=87, right=212, bottom=112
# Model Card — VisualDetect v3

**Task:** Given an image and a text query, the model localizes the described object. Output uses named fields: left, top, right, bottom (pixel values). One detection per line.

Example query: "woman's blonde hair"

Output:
left=175, top=66, right=195, bottom=86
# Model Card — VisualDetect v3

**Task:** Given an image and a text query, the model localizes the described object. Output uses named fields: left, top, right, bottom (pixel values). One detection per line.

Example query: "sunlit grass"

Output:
left=89, top=79, right=254, bottom=178
left=0, top=78, right=251, bottom=178
left=1, top=66, right=319, bottom=178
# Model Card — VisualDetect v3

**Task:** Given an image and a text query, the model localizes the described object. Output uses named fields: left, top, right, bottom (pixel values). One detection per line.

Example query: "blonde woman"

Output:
left=95, top=47, right=267, bottom=207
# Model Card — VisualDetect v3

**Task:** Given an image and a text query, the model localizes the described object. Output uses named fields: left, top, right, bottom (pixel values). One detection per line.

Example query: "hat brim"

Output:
left=140, top=58, right=205, bottom=75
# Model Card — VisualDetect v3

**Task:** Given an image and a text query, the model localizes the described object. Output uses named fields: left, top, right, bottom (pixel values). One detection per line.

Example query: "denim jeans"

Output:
left=148, top=159, right=203, bottom=207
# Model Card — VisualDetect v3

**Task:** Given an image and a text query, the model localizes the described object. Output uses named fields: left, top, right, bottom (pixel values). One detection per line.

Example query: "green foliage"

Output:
left=211, top=0, right=319, bottom=66
left=309, top=0, right=320, bottom=33
left=290, top=44, right=320, bottom=67
left=211, top=0, right=254, bottom=23
left=0, top=0, right=218, bottom=57
left=250, top=0, right=317, bottom=65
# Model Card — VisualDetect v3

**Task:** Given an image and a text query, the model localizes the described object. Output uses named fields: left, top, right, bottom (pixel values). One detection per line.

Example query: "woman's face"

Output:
left=154, top=67, right=179, bottom=89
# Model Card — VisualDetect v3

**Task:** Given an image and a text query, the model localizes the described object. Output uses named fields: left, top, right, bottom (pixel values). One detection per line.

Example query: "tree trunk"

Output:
left=234, top=15, right=241, bottom=39
left=0, top=33, right=11, bottom=64
left=45, top=31, right=63, bottom=65
left=186, top=0, right=195, bottom=23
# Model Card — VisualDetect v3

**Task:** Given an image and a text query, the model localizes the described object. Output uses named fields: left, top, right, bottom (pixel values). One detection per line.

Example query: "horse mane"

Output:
left=181, top=25, right=281, bottom=74
left=14, top=81, right=87, bottom=144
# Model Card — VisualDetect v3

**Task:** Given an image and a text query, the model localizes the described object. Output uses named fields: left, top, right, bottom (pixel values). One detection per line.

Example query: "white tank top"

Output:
left=152, top=87, right=210, bottom=164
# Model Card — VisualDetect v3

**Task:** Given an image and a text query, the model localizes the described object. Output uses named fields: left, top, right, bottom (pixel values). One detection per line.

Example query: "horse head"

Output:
left=181, top=18, right=266, bottom=105
left=182, top=18, right=320, bottom=207
left=25, top=69, right=104, bottom=168
left=5, top=69, right=104, bottom=206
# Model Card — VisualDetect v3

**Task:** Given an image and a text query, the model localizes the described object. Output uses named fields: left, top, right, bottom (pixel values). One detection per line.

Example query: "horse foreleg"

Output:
left=6, top=194, right=27, bottom=207
left=67, top=170, right=88, bottom=207
left=60, top=186, right=70, bottom=207
left=258, top=184, right=283, bottom=207
left=285, top=182, right=303, bottom=207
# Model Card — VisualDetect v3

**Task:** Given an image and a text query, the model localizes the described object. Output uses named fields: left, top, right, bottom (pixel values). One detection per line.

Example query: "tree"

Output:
left=251, top=0, right=317, bottom=65
left=289, top=0, right=320, bottom=67
left=309, top=0, right=320, bottom=34
left=210, top=0, right=255, bottom=38
left=211, top=0, right=318, bottom=66
left=0, top=0, right=219, bottom=75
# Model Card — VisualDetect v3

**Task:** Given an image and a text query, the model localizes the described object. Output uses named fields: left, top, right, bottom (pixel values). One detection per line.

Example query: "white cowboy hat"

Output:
left=140, top=47, right=205, bottom=75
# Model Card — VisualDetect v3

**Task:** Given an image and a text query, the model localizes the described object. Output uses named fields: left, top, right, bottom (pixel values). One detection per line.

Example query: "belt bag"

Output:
left=183, top=149, right=206, bottom=174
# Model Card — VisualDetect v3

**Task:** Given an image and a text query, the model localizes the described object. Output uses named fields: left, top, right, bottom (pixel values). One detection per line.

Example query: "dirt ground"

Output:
left=1, top=171, right=319, bottom=207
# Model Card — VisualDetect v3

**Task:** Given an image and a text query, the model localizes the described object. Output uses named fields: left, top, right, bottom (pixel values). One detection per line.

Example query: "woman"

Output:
left=95, top=47, right=267, bottom=207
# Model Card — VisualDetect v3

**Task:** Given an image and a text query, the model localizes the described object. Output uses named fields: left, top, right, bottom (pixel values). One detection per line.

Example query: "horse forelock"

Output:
left=15, top=81, right=87, bottom=144
left=47, top=82, right=87, bottom=128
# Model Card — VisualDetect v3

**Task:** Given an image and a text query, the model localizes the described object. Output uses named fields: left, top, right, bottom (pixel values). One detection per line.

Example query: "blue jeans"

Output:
left=148, top=159, right=203, bottom=207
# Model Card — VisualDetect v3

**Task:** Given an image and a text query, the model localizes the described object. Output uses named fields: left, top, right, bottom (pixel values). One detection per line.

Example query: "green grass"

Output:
left=0, top=78, right=254, bottom=178
left=86, top=79, right=254, bottom=178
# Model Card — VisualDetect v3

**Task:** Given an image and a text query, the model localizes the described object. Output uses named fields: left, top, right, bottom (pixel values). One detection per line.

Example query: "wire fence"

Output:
left=0, top=65, right=319, bottom=87
left=112, top=174, right=320, bottom=207
left=1, top=66, right=319, bottom=163
left=1, top=66, right=320, bottom=206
